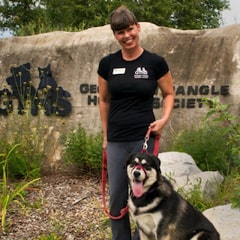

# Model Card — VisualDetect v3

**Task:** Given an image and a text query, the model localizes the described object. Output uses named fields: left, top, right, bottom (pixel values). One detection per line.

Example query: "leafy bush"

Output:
left=203, top=98, right=240, bottom=171
left=63, top=124, right=103, bottom=175
left=172, top=124, right=232, bottom=174
left=172, top=97, right=240, bottom=208
left=172, top=98, right=240, bottom=175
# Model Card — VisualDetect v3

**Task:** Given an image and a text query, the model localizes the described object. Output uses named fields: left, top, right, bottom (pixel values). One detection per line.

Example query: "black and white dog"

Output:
left=126, top=153, right=220, bottom=240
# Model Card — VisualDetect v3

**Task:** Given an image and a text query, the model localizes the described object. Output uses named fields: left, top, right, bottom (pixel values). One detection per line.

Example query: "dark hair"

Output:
left=110, top=6, right=138, bottom=32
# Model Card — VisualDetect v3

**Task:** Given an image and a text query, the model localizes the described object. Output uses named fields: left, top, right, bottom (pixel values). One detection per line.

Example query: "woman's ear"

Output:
left=137, top=23, right=141, bottom=32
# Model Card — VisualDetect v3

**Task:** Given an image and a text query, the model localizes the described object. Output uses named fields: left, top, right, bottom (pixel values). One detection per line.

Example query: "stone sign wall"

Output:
left=0, top=23, right=240, bottom=151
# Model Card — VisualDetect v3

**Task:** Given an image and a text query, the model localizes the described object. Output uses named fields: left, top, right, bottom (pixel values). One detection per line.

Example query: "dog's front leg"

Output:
left=136, top=215, right=158, bottom=240
left=139, top=230, right=155, bottom=240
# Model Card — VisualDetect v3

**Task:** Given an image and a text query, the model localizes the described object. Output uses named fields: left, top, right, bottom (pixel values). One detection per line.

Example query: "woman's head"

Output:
left=110, top=6, right=138, bottom=32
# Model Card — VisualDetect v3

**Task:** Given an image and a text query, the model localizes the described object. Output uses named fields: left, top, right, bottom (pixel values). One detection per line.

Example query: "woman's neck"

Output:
left=121, top=46, right=144, bottom=61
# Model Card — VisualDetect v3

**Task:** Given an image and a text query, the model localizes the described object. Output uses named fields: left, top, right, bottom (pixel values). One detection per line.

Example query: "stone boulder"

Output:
left=203, top=204, right=240, bottom=240
left=1, top=23, right=240, bottom=154
left=158, top=151, right=224, bottom=199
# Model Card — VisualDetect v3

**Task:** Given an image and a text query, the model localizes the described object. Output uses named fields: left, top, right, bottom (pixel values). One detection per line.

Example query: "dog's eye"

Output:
left=130, top=163, right=136, bottom=167
left=142, top=163, right=151, bottom=170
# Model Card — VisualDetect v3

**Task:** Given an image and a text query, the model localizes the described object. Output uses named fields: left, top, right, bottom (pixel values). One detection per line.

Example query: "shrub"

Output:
left=63, top=123, right=103, bottom=175
left=172, top=97, right=240, bottom=209
left=172, top=98, right=240, bottom=175
left=172, top=124, right=232, bottom=174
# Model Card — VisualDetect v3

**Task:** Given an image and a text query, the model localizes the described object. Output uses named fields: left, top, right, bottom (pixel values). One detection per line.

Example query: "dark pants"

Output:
left=106, top=138, right=155, bottom=240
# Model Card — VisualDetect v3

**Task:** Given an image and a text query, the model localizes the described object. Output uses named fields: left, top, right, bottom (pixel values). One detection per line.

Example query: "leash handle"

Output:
left=141, top=127, right=160, bottom=156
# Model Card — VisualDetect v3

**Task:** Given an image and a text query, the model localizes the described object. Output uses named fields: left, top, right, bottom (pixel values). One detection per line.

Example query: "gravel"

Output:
left=1, top=174, right=112, bottom=240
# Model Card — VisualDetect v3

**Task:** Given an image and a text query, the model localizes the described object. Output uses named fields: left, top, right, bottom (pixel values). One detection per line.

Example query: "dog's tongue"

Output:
left=132, top=181, right=144, bottom=198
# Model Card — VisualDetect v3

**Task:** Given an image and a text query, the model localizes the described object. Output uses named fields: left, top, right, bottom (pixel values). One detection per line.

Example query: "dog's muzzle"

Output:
left=130, top=165, right=147, bottom=198
left=131, top=165, right=147, bottom=180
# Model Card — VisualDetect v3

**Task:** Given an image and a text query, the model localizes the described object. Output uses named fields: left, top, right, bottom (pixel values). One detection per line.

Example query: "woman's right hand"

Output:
left=102, top=137, right=107, bottom=149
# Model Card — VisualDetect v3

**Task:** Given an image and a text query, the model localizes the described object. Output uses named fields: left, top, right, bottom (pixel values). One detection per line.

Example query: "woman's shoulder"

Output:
left=143, top=49, right=165, bottom=61
left=100, top=50, right=121, bottom=62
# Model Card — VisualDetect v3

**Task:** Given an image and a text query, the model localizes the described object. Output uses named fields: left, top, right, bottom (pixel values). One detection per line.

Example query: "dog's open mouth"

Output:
left=132, top=180, right=144, bottom=198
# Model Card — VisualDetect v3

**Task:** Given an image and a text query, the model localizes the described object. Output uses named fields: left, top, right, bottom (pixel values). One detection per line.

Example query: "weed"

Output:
left=63, top=123, right=103, bottom=175
left=34, top=233, right=63, bottom=240
left=0, top=144, right=40, bottom=233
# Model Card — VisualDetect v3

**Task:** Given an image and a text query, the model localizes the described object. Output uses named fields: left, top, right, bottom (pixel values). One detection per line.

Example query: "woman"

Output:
left=98, top=6, right=174, bottom=240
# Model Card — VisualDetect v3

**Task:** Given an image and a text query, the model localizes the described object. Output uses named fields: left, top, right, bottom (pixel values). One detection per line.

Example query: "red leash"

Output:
left=101, top=128, right=160, bottom=220
left=101, top=150, right=129, bottom=220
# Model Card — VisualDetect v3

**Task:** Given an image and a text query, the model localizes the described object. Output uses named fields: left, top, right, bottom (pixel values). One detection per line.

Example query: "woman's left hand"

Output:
left=149, top=119, right=167, bottom=135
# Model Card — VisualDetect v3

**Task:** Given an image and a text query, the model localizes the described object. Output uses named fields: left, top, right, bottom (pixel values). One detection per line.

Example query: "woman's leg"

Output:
left=107, top=141, right=132, bottom=240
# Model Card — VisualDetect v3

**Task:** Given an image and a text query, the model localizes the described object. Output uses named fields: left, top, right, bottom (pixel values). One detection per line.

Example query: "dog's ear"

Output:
left=124, top=153, right=135, bottom=169
left=152, top=155, right=161, bottom=174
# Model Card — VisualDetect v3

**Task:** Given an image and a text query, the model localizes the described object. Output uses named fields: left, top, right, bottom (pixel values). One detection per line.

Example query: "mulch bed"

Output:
left=1, top=174, right=112, bottom=240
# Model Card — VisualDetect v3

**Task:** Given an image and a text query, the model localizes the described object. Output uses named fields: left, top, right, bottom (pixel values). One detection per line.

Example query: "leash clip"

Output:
left=142, top=136, right=149, bottom=151
left=142, top=127, right=152, bottom=152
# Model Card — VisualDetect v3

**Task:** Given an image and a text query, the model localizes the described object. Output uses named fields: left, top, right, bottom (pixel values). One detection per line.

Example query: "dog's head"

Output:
left=126, top=153, right=161, bottom=198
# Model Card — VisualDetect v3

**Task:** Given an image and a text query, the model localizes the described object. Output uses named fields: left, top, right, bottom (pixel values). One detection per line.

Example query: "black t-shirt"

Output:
left=98, top=49, right=169, bottom=141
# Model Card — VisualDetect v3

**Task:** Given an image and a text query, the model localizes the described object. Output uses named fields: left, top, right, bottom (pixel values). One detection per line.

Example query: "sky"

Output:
left=0, top=0, right=239, bottom=38
left=222, top=0, right=240, bottom=26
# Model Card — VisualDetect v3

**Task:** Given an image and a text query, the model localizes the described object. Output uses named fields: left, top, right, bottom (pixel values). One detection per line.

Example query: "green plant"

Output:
left=202, top=98, right=240, bottom=172
left=172, top=97, right=240, bottom=209
left=172, top=98, right=240, bottom=175
left=0, top=110, right=44, bottom=179
left=172, top=124, right=232, bottom=174
left=63, top=124, right=103, bottom=175
left=34, top=233, right=63, bottom=240
left=0, top=144, right=40, bottom=233
left=177, top=177, right=218, bottom=212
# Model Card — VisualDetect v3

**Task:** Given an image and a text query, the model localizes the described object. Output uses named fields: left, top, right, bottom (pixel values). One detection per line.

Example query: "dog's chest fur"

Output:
left=128, top=195, right=165, bottom=239
left=134, top=212, right=162, bottom=239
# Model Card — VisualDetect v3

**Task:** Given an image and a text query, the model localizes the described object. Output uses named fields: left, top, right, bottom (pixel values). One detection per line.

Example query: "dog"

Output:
left=126, top=152, right=220, bottom=240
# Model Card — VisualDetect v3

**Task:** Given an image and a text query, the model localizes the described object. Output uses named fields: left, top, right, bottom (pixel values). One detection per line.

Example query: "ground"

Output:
left=1, top=174, right=112, bottom=240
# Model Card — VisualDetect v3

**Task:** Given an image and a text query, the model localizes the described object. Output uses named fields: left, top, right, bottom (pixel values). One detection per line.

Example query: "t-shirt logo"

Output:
left=134, top=67, right=149, bottom=79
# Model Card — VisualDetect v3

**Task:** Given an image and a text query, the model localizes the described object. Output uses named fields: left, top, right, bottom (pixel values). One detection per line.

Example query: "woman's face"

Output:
left=113, top=24, right=140, bottom=51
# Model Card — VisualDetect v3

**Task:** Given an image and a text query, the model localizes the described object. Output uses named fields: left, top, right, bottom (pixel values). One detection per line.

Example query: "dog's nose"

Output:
left=133, top=170, right=141, bottom=178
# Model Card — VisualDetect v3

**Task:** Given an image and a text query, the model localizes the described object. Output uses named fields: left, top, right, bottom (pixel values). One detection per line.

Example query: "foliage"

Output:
left=0, top=144, right=40, bottom=233
left=172, top=98, right=240, bottom=175
left=34, top=233, right=62, bottom=240
left=63, top=123, right=103, bottom=175
left=202, top=98, right=240, bottom=170
left=172, top=97, right=240, bottom=208
left=172, top=123, right=233, bottom=175
left=177, top=179, right=216, bottom=212
left=0, top=105, right=48, bottom=179
left=203, top=98, right=240, bottom=208
left=0, top=0, right=230, bottom=36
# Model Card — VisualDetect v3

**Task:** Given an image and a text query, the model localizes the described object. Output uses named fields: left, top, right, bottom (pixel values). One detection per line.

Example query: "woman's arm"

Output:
left=150, top=71, right=174, bottom=135
left=98, top=75, right=110, bottom=148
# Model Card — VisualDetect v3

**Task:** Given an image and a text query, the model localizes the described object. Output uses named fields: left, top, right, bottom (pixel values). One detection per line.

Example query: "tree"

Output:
left=0, top=0, right=47, bottom=34
left=0, top=0, right=230, bottom=36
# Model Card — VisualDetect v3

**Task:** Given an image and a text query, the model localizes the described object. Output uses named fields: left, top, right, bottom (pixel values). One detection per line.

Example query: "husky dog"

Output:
left=126, top=153, right=220, bottom=240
